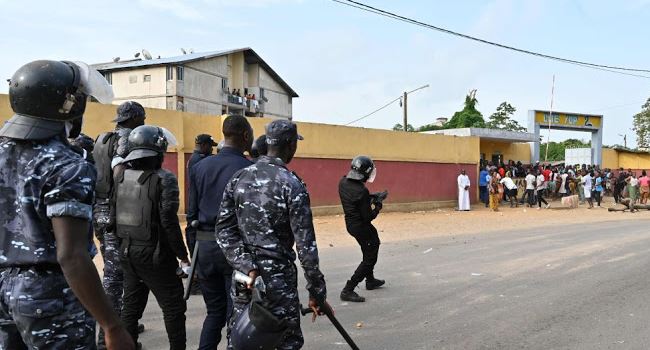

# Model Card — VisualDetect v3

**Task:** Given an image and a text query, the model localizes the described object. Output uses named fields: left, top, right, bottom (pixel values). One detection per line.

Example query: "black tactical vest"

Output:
left=93, top=132, right=116, bottom=199
left=115, top=169, right=160, bottom=246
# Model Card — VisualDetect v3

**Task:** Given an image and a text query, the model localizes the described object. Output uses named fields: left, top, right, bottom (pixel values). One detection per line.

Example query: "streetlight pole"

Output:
left=402, top=84, right=429, bottom=132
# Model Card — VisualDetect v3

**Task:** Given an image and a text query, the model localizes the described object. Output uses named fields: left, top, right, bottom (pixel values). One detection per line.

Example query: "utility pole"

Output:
left=401, top=84, right=429, bottom=132
left=402, top=91, right=408, bottom=131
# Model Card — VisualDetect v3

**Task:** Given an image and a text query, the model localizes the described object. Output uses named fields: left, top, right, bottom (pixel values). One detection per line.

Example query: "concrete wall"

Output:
left=602, top=148, right=619, bottom=169
left=479, top=140, right=531, bottom=164
left=259, top=67, right=292, bottom=118
left=110, top=66, right=167, bottom=101
left=0, top=95, right=481, bottom=213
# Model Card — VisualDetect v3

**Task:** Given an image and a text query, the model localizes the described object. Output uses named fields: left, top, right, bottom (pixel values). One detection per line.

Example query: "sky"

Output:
left=1, top=0, right=649, bottom=147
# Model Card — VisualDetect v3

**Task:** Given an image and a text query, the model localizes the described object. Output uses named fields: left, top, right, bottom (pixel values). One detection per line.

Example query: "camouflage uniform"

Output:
left=216, top=156, right=327, bottom=350
left=92, top=126, right=131, bottom=316
left=0, top=136, right=97, bottom=349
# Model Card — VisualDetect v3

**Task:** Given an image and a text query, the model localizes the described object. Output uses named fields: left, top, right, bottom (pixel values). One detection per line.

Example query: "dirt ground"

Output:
left=93, top=196, right=650, bottom=271
left=312, top=196, right=650, bottom=249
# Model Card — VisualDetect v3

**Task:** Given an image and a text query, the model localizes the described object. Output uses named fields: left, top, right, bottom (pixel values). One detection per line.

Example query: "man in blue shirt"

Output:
left=188, top=116, right=254, bottom=349
left=479, top=166, right=489, bottom=207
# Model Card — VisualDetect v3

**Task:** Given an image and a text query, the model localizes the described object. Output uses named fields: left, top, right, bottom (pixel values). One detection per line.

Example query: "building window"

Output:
left=221, top=78, right=228, bottom=92
left=259, top=88, right=265, bottom=101
left=103, top=72, right=112, bottom=85
left=143, top=75, right=151, bottom=82
left=166, top=66, right=173, bottom=80
left=176, top=66, right=184, bottom=81
left=288, top=95, right=292, bottom=104
left=129, top=75, right=137, bottom=84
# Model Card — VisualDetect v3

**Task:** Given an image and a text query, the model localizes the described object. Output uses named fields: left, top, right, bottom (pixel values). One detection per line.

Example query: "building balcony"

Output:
left=224, top=94, right=263, bottom=115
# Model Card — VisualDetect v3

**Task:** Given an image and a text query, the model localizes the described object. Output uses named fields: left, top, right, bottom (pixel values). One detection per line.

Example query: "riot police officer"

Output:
left=217, top=119, right=331, bottom=349
left=115, top=125, right=189, bottom=349
left=339, top=156, right=385, bottom=302
left=92, top=100, right=146, bottom=347
left=0, top=60, right=133, bottom=349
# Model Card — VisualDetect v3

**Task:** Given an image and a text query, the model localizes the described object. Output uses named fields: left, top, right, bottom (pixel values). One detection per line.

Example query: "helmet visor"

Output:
left=73, top=61, right=114, bottom=104
left=367, top=167, right=377, bottom=183
left=160, top=127, right=178, bottom=146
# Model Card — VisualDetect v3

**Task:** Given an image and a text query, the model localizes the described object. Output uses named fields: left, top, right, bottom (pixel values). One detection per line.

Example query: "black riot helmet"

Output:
left=0, top=60, right=113, bottom=140
left=123, top=125, right=177, bottom=163
left=347, top=155, right=376, bottom=182
left=230, top=290, right=287, bottom=350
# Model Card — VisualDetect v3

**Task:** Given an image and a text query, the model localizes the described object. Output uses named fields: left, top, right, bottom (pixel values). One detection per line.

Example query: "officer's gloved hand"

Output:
left=177, top=260, right=191, bottom=278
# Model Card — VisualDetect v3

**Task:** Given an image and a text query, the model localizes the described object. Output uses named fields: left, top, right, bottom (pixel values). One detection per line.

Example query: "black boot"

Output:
left=366, top=278, right=385, bottom=290
left=340, top=280, right=365, bottom=302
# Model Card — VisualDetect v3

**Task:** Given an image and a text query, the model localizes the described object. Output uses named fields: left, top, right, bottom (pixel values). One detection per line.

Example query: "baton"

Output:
left=183, top=220, right=200, bottom=300
left=301, top=304, right=360, bottom=350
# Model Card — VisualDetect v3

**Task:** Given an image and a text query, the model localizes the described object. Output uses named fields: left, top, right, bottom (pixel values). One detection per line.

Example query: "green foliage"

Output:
left=540, top=139, right=591, bottom=161
left=416, top=123, right=444, bottom=132
left=443, top=90, right=486, bottom=129
left=633, top=98, right=650, bottom=149
left=485, top=102, right=527, bottom=132
left=392, top=123, right=415, bottom=132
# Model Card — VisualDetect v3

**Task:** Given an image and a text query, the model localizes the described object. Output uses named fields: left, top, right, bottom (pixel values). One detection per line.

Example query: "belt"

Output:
left=196, top=230, right=215, bottom=241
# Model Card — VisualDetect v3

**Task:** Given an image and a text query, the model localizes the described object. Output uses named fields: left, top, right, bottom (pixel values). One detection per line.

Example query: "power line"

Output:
left=344, top=95, right=401, bottom=126
left=345, top=85, right=429, bottom=126
left=332, top=0, right=650, bottom=79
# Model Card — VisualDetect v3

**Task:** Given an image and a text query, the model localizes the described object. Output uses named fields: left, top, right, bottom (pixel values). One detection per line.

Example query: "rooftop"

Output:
left=91, top=47, right=298, bottom=97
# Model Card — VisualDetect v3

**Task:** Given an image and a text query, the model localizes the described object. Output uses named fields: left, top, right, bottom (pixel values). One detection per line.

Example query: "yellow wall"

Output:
left=618, top=152, right=650, bottom=170
left=602, top=148, right=619, bottom=169
left=479, top=140, right=531, bottom=163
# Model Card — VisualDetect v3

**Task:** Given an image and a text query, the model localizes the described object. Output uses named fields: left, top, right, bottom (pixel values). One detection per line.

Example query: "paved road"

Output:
left=139, top=218, right=650, bottom=349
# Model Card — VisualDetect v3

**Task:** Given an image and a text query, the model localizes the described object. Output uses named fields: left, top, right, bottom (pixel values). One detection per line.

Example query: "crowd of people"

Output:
left=465, top=160, right=650, bottom=212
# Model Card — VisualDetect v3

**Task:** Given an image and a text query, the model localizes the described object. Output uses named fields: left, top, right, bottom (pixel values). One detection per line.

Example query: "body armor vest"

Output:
left=93, top=132, right=116, bottom=199
left=115, top=169, right=160, bottom=246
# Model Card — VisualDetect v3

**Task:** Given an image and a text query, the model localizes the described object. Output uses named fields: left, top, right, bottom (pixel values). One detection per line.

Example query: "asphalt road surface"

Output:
left=139, top=218, right=650, bottom=349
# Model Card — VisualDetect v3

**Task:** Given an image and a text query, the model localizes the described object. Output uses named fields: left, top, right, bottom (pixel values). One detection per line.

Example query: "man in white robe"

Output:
left=457, top=169, right=471, bottom=211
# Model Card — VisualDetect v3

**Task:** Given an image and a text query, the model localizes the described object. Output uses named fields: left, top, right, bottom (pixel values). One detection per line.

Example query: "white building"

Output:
left=92, top=48, right=298, bottom=119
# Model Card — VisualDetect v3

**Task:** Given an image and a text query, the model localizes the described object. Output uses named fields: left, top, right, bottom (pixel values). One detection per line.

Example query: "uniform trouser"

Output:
left=0, top=267, right=96, bottom=349
left=197, top=240, right=233, bottom=349
left=228, top=260, right=302, bottom=350
left=347, top=225, right=381, bottom=287
left=121, top=249, right=186, bottom=349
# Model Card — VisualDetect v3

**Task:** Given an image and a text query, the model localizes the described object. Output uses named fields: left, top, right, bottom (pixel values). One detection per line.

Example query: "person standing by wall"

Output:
left=489, top=171, right=500, bottom=212
left=536, top=169, right=550, bottom=209
left=457, top=169, right=471, bottom=211
left=594, top=170, right=604, bottom=207
left=582, top=169, right=594, bottom=209
left=525, top=169, right=536, bottom=208
left=639, top=170, right=649, bottom=204
left=479, top=166, right=489, bottom=208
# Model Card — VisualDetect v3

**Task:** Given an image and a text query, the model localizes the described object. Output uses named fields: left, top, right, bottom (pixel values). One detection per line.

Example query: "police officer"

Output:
left=250, top=134, right=268, bottom=161
left=185, top=133, right=218, bottom=287
left=115, top=125, right=189, bottom=349
left=217, top=119, right=331, bottom=349
left=338, top=156, right=385, bottom=303
left=0, top=60, right=133, bottom=349
left=92, top=100, right=146, bottom=347
left=70, top=133, right=99, bottom=258
left=189, top=116, right=253, bottom=349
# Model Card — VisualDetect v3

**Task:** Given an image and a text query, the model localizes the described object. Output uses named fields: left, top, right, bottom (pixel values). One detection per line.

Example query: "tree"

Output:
left=444, top=89, right=486, bottom=129
left=540, top=139, right=590, bottom=161
left=392, top=123, right=415, bottom=132
left=485, top=102, right=527, bottom=132
left=633, top=98, right=650, bottom=150
left=416, top=123, right=444, bottom=132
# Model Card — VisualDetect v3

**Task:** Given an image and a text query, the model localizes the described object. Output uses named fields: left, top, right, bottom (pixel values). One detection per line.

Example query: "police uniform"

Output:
left=185, top=149, right=209, bottom=254
left=115, top=125, right=188, bottom=349
left=0, top=136, right=97, bottom=348
left=189, top=146, right=252, bottom=349
left=217, top=155, right=327, bottom=350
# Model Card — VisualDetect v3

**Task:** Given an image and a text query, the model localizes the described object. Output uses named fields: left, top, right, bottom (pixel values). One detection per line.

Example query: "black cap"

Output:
left=265, top=120, right=303, bottom=145
left=112, top=101, right=146, bottom=123
left=195, top=134, right=218, bottom=146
